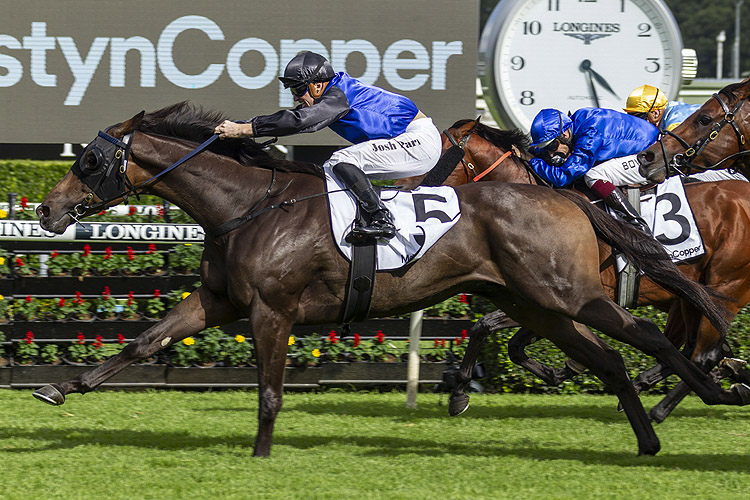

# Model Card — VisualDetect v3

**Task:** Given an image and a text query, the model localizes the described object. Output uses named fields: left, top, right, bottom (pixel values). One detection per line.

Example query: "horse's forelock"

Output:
left=474, top=122, right=531, bottom=152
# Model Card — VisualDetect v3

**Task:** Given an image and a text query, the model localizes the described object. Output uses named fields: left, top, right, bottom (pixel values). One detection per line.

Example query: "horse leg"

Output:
left=508, top=327, right=585, bottom=385
left=578, top=298, right=750, bottom=407
left=631, top=301, right=686, bottom=395
left=33, top=286, right=240, bottom=405
left=449, top=309, right=519, bottom=416
left=248, top=301, right=295, bottom=458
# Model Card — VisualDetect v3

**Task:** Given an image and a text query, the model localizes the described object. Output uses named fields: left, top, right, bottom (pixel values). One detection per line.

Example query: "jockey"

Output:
left=528, top=107, right=656, bottom=234
left=215, top=51, right=441, bottom=240
left=624, top=84, right=747, bottom=182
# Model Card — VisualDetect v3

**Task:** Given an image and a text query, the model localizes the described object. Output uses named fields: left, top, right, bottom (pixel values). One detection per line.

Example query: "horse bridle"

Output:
left=444, top=122, right=479, bottom=178
left=660, top=92, right=750, bottom=177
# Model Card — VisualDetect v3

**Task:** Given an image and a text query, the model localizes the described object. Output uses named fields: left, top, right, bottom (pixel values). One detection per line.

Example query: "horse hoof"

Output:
left=648, top=408, right=667, bottom=424
left=33, top=384, right=65, bottom=406
left=720, top=357, right=748, bottom=375
left=448, top=393, right=470, bottom=416
left=638, top=441, right=661, bottom=456
left=565, top=359, right=587, bottom=374
left=731, top=383, right=750, bottom=405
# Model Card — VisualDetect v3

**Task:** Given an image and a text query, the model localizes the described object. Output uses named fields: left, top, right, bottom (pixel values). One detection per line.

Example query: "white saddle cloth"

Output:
left=325, top=168, right=461, bottom=271
left=613, top=176, right=705, bottom=271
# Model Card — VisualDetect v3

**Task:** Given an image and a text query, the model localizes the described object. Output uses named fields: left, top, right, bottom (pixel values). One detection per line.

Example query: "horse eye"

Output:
left=698, top=115, right=712, bottom=126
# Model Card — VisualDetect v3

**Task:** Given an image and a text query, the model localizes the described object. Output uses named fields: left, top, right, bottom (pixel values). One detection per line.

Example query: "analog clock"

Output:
left=479, top=0, right=685, bottom=131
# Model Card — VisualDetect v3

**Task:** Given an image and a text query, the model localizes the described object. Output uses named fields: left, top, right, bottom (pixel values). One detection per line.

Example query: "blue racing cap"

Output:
left=530, top=109, right=572, bottom=148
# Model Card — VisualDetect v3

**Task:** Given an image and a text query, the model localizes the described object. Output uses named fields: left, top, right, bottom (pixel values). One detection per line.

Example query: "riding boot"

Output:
left=332, top=162, right=396, bottom=240
left=604, top=188, right=652, bottom=235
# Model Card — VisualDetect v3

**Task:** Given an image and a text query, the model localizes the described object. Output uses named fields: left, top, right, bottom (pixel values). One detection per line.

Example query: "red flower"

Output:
left=82, top=244, right=91, bottom=257
left=50, top=250, right=59, bottom=259
left=375, top=330, right=385, bottom=344
left=328, top=330, right=338, bottom=344
left=459, top=293, right=469, bottom=304
left=24, top=331, right=34, bottom=344
left=76, top=332, right=86, bottom=344
left=127, top=247, right=135, bottom=261
left=20, top=196, right=28, bottom=209
left=455, top=338, right=463, bottom=346
left=103, top=286, right=111, bottom=297
left=353, top=333, right=360, bottom=348
left=98, top=210, right=106, bottom=216
left=104, top=246, right=112, bottom=260
left=434, top=338, right=441, bottom=347
left=117, top=334, right=125, bottom=344
left=93, top=335, right=103, bottom=350
left=461, top=329, right=468, bottom=340
left=153, top=289, right=161, bottom=298
left=127, top=291, right=135, bottom=306
left=58, top=298, right=66, bottom=308
left=441, top=339, right=446, bottom=348
left=128, top=206, right=136, bottom=216
left=73, top=291, right=84, bottom=304
left=146, top=243, right=156, bottom=254
left=157, top=204, right=164, bottom=218
left=25, top=295, right=32, bottom=303
left=15, top=257, right=24, bottom=267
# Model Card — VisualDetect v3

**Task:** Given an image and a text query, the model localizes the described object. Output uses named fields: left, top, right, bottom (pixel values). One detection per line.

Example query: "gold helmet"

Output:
left=623, top=85, right=668, bottom=114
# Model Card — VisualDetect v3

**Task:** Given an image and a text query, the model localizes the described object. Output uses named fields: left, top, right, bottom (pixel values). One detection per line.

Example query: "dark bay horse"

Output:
left=33, top=103, right=748, bottom=457
left=414, top=118, right=750, bottom=422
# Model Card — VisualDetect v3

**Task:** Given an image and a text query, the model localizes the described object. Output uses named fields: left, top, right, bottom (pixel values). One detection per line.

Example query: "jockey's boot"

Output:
left=332, top=162, right=396, bottom=240
left=605, top=188, right=652, bottom=236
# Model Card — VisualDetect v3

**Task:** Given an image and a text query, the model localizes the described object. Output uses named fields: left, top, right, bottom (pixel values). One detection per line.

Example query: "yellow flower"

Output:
left=184, top=243, right=192, bottom=246
left=0, top=209, right=7, bottom=219
left=235, top=335, right=245, bottom=343
left=0, top=257, right=5, bottom=266
left=288, top=336, right=295, bottom=346
left=182, top=337, right=195, bottom=346
left=0, top=294, right=4, bottom=301
left=181, top=292, right=191, bottom=300
left=312, top=349, right=321, bottom=358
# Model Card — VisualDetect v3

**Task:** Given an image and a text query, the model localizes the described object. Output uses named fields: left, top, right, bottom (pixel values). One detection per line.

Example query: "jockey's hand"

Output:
left=215, top=120, right=253, bottom=139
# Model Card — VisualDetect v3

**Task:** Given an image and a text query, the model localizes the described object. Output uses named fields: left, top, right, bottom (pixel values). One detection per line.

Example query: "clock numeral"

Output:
left=520, top=90, right=535, bottom=106
left=638, top=23, right=652, bottom=37
left=620, top=0, right=625, bottom=13
left=645, top=58, right=661, bottom=73
left=523, top=21, right=542, bottom=35
left=511, top=56, right=525, bottom=71
left=548, top=0, right=559, bottom=11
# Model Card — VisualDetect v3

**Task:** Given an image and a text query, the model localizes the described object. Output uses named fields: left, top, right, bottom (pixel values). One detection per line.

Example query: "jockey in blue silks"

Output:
left=215, top=51, right=441, bottom=240
left=528, top=107, right=658, bottom=234
left=624, top=84, right=747, bottom=183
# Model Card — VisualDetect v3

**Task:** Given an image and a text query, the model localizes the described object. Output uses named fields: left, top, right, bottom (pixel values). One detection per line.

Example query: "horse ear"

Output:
left=112, top=110, right=145, bottom=136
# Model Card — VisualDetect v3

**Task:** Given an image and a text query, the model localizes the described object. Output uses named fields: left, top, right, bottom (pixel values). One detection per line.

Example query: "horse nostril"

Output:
left=36, top=205, right=50, bottom=218
left=639, top=150, right=655, bottom=164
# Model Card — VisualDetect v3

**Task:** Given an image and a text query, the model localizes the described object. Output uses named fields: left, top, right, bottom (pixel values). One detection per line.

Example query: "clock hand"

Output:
left=580, top=60, right=600, bottom=107
left=588, top=67, right=619, bottom=99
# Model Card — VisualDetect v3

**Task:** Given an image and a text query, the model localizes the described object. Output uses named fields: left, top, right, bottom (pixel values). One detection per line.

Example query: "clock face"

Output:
left=479, top=0, right=684, bottom=131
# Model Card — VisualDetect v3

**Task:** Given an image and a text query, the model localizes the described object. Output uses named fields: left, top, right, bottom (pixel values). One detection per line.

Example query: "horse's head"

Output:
left=37, top=110, right=145, bottom=233
left=638, top=79, right=750, bottom=183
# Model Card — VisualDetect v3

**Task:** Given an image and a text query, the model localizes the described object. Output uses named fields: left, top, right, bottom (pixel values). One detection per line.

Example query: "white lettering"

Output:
left=226, top=37, right=278, bottom=89
left=0, top=35, right=23, bottom=87
left=383, top=40, right=429, bottom=91
left=110, top=36, right=156, bottom=87
left=22, top=22, right=56, bottom=87
left=157, top=15, right=224, bottom=89
left=58, top=36, right=109, bottom=105
left=3, top=19, right=465, bottom=106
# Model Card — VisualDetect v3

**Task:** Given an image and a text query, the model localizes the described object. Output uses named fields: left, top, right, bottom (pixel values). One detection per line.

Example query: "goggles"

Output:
left=290, top=83, right=309, bottom=97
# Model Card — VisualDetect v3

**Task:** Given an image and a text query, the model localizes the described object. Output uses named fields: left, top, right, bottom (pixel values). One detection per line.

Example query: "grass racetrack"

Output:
left=0, top=389, right=748, bottom=499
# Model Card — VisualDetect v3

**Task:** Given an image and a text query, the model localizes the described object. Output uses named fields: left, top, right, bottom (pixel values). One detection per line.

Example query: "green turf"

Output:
left=0, top=390, right=747, bottom=499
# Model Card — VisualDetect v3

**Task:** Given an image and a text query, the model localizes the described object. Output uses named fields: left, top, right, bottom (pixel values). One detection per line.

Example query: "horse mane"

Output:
left=719, top=79, right=750, bottom=105
left=449, top=119, right=531, bottom=153
left=137, top=101, right=324, bottom=178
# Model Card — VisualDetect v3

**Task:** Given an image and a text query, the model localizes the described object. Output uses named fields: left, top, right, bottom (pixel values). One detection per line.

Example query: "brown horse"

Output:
left=33, top=102, right=748, bottom=457
left=420, top=118, right=750, bottom=422
left=638, top=79, right=750, bottom=183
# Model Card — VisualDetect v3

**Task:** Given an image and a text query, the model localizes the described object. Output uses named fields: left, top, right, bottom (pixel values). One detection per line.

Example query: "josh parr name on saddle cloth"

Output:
left=612, top=175, right=705, bottom=272
left=325, top=169, right=461, bottom=271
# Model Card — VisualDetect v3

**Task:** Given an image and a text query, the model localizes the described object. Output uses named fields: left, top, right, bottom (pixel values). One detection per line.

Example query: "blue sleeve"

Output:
left=528, top=157, right=589, bottom=188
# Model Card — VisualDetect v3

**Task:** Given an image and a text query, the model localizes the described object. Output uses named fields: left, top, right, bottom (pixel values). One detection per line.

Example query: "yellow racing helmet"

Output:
left=623, top=85, right=668, bottom=114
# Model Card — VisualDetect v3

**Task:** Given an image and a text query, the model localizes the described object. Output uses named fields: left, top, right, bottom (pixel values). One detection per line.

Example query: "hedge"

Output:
left=480, top=305, right=750, bottom=394
left=0, top=160, right=161, bottom=206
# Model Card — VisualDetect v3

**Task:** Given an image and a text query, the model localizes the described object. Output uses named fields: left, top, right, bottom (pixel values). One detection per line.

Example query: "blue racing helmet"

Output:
left=530, top=109, right=572, bottom=148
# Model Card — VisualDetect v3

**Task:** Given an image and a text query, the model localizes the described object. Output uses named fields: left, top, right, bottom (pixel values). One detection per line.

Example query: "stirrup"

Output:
left=347, top=220, right=396, bottom=240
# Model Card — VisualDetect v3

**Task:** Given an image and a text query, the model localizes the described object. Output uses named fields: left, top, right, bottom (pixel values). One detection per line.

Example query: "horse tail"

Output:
left=555, top=189, right=731, bottom=336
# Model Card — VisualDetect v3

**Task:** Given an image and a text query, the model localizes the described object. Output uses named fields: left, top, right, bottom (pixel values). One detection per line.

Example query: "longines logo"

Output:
left=553, top=22, right=620, bottom=45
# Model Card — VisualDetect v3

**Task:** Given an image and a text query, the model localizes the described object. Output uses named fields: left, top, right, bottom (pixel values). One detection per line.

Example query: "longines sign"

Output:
left=0, top=220, right=204, bottom=242
left=0, top=0, right=478, bottom=144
